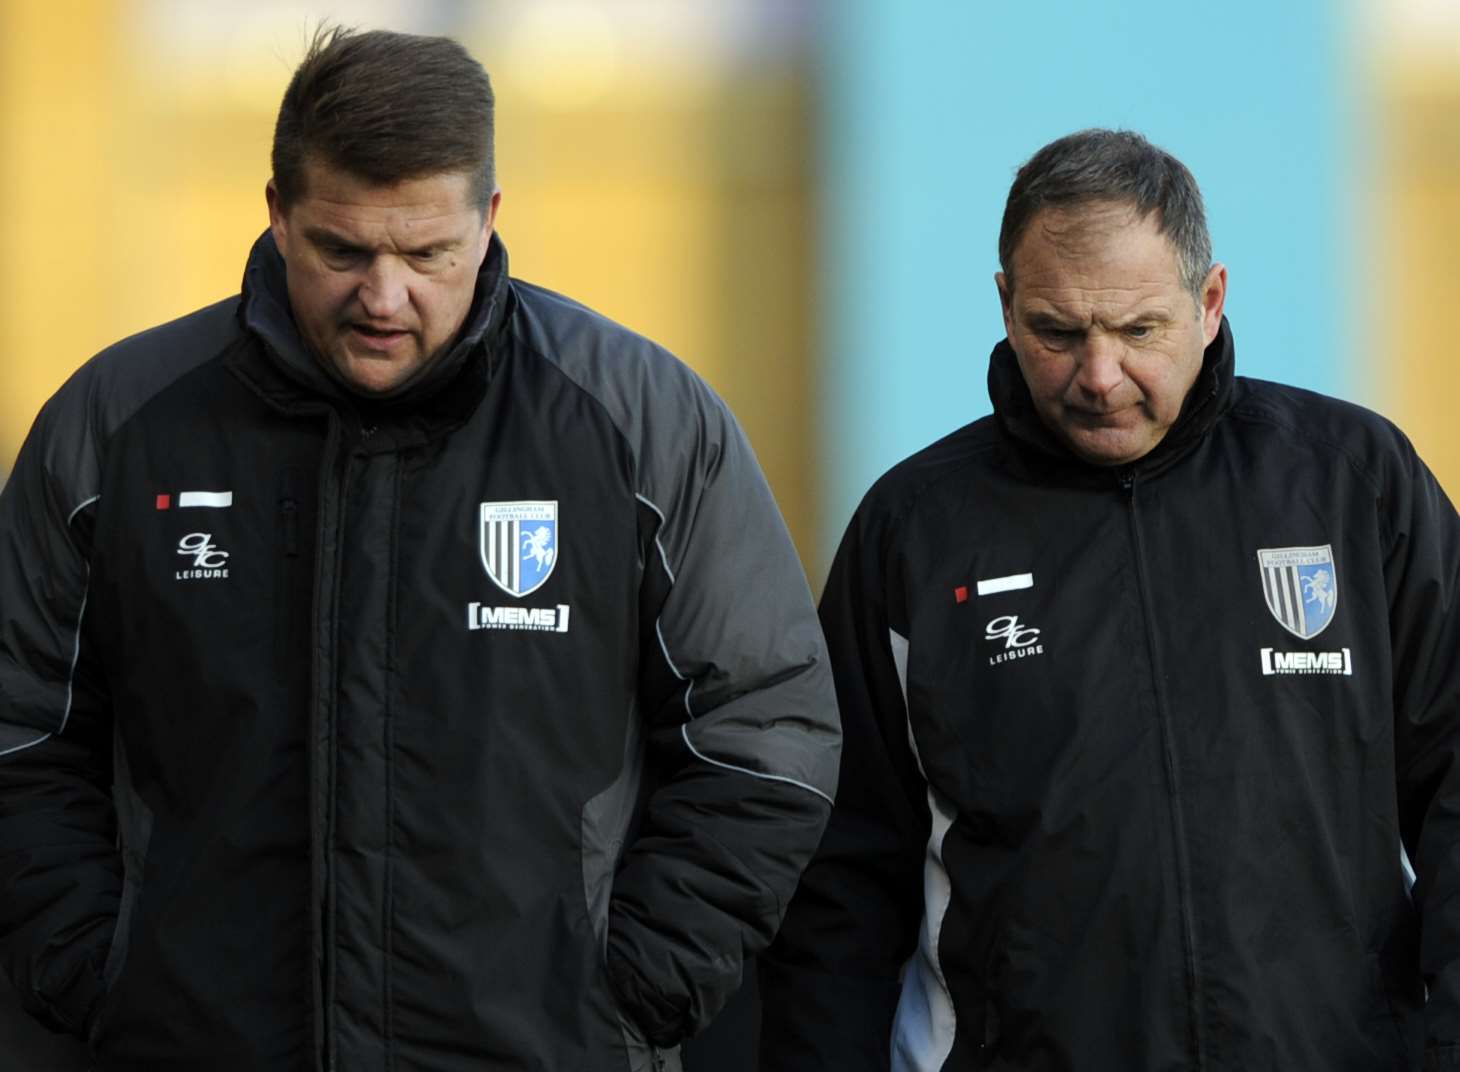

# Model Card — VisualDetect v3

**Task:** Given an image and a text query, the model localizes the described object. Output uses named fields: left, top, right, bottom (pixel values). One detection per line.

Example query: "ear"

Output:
left=1199, top=262, right=1227, bottom=345
left=995, top=271, right=1015, bottom=339
left=266, top=179, right=289, bottom=254
left=473, top=188, right=503, bottom=267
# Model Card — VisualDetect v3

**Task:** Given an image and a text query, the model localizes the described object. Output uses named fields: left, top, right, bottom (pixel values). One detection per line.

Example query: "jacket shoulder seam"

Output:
left=876, top=438, right=1003, bottom=536
left=1226, top=402, right=1386, bottom=498
left=507, top=330, right=641, bottom=493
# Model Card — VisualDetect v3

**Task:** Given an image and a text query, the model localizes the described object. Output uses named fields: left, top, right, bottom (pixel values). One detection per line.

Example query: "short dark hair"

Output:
left=998, top=129, right=1212, bottom=299
left=272, top=26, right=495, bottom=211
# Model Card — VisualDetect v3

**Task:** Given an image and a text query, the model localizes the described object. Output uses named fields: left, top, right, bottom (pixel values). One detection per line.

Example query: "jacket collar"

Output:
left=988, top=316, right=1236, bottom=483
left=236, top=228, right=512, bottom=417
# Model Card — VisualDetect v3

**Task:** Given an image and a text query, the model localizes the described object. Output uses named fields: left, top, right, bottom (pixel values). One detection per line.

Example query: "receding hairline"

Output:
left=998, top=129, right=1213, bottom=300
left=1001, top=200, right=1209, bottom=321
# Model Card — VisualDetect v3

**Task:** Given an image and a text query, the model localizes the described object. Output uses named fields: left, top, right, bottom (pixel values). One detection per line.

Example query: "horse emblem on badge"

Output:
left=1256, top=544, right=1338, bottom=639
left=480, top=500, right=558, bottom=598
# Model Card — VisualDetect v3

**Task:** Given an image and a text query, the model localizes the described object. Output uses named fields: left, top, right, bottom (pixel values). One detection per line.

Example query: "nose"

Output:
left=1071, top=332, right=1125, bottom=401
left=358, top=256, right=408, bottom=319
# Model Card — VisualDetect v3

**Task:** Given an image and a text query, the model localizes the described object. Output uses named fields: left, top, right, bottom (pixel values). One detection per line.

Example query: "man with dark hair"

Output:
left=760, top=128, right=1460, bottom=1069
left=0, top=27, right=839, bottom=1071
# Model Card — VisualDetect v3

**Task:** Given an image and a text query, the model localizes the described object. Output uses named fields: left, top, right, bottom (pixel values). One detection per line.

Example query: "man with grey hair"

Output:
left=0, top=26, right=839, bottom=1070
left=760, top=129, right=1460, bottom=1069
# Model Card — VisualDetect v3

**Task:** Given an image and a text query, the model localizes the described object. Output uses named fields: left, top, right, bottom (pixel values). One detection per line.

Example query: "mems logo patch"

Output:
left=466, top=602, right=571, bottom=633
left=1260, top=647, right=1353, bottom=676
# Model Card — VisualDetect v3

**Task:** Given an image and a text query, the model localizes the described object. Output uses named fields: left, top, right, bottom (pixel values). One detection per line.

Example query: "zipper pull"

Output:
left=279, top=465, right=301, bottom=557
left=1118, top=467, right=1136, bottom=493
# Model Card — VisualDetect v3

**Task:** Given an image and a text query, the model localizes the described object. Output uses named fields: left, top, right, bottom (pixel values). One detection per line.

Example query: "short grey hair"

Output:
left=998, top=129, right=1212, bottom=300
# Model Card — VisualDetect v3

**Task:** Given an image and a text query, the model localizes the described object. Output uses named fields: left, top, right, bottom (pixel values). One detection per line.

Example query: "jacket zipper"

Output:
left=1121, top=470, right=1206, bottom=1066
left=312, top=418, right=351, bottom=1072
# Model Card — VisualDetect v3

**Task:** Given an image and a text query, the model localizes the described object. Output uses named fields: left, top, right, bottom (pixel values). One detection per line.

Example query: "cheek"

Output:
left=424, top=276, right=479, bottom=331
left=1135, top=357, right=1198, bottom=417
left=293, top=274, right=354, bottom=319
left=1015, top=347, right=1071, bottom=402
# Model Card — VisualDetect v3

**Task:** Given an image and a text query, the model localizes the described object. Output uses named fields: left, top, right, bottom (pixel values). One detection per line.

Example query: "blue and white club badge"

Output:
left=1257, top=544, right=1338, bottom=640
left=480, top=500, right=558, bottom=599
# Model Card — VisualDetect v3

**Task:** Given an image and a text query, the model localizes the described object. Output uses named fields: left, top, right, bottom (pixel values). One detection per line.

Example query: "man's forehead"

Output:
left=1007, top=200, right=1186, bottom=299
left=292, top=157, right=479, bottom=211
left=1026, top=200, right=1160, bottom=257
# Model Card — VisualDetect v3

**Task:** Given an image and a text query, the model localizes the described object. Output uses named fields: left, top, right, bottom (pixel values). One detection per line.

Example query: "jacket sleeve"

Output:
left=0, top=377, right=120, bottom=1039
left=602, top=387, right=841, bottom=1048
left=1388, top=441, right=1460, bottom=1064
left=758, top=491, right=930, bottom=1071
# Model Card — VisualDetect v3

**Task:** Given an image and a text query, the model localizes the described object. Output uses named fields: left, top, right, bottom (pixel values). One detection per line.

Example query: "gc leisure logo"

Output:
left=175, top=533, right=230, bottom=581
left=985, top=614, right=1044, bottom=666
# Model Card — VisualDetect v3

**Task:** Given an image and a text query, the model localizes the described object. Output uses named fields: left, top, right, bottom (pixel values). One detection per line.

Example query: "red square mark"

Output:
left=155, top=494, right=171, bottom=510
left=954, top=585, right=969, bottom=604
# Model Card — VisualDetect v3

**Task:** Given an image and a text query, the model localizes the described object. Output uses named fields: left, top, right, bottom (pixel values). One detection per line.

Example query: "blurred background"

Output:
left=2, top=0, right=1459, bottom=1065
left=4, top=0, right=1460, bottom=576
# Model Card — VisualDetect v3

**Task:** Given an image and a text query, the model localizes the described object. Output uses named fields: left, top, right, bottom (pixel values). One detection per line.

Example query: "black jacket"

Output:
left=0, top=232, right=840, bottom=1070
left=761, top=322, right=1460, bottom=1070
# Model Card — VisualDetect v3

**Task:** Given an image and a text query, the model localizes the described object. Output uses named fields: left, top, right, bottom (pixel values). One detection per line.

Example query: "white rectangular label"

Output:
left=1260, top=646, right=1353, bottom=676
left=467, top=602, right=572, bottom=633
left=976, top=573, right=1033, bottom=596
left=178, top=491, right=233, bottom=508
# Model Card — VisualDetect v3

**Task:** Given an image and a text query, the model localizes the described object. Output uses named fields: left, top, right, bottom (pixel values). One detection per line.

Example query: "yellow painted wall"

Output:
left=0, top=3, right=816, bottom=560
left=1373, top=56, right=1460, bottom=500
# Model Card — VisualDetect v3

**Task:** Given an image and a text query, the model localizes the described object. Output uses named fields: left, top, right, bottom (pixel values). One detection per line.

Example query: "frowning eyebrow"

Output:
left=1117, top=307, right=1175, bottom=327
left=301, top=226, right=461, bottom=257
left=1025, top=306, right=1176, bottom=331
left=1026, top=311, right=1083, bottom=330
left=302, top=226, right=368, bottom=254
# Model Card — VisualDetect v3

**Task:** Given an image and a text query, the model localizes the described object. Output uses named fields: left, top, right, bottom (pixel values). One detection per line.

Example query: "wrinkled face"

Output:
left=267, top=160, right=500, bottom=393
left=997, top=202, right=1226, bottom=466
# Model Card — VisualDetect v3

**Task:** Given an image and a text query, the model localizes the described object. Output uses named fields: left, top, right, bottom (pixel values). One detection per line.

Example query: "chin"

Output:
left=1068, top=434, right=1147, bottom=468
left=335, top=359, right=409, bottom=394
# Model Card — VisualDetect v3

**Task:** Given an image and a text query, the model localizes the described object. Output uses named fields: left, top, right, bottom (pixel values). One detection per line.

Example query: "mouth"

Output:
left=1067, top=406, right=1129, bottom=424
left=348, top=323, right=411, bottom=352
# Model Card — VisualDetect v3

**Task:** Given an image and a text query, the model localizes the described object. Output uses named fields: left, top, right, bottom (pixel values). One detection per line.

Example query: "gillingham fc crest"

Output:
left=1256, top=544, right=1338, bottom=640
left=480, top=501, right=558, bottom=598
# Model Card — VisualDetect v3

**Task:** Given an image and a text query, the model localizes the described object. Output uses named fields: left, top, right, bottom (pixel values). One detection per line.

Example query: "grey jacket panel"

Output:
left=0, top=298, right=240, bottom=1036
left=511, top=280, right=840, bottom=799
left=510, top=281, right=841, bottom=1044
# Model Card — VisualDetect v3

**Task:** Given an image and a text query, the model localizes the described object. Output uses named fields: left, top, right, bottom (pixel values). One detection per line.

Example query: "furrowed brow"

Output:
left=302, top=226, right=367, bottom=254
left=1026, top=310, right=1084, bottom=330
left=402, top=236, right=463, bottom=255
left=1115, top=306, right=1175, bottom=328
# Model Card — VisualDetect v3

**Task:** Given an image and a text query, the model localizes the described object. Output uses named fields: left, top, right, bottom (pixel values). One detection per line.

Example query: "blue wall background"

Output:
left=817, top=0, right=1358, bottom=567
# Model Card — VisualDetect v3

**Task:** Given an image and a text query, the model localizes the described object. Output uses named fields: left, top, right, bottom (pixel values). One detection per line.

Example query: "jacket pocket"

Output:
left=603, top=939, right=680, bottom=1072
left=977, top=938, right=1005, bottom=1061
left=1371, top=950, right=1424, bottom=1059
left=94, top=735, right=154, bottom=1053
left=611, top=1002, right=681, bottom=1072
left=99, top=879, right=138, bottom=992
